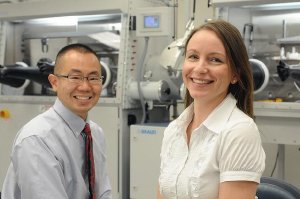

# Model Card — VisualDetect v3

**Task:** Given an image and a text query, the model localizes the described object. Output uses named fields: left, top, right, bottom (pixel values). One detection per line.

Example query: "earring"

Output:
left=231, top=79, right=237, bottom=84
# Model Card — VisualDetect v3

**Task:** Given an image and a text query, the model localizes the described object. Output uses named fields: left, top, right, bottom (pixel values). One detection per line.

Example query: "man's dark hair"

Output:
left=54, top=43, right=99, bottom=73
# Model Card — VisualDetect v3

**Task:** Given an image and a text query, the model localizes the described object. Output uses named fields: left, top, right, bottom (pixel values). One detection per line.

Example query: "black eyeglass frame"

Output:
left=54, top=74, right=104, bottom=84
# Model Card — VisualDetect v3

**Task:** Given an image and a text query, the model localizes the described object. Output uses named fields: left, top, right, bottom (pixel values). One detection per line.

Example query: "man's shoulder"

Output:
left=14, top=108, right=58, bottom=145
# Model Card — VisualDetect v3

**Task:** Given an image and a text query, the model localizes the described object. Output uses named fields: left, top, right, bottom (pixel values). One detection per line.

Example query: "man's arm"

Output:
left=12, top=137, right=68, bottom=199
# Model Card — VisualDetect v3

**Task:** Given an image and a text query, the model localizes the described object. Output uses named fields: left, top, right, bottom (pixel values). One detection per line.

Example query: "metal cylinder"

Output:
left=128, top=80, right=170, bottom=101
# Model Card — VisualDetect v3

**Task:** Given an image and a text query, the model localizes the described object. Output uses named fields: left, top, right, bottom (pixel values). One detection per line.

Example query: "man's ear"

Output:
left=48, top=74, right=58, bottom=92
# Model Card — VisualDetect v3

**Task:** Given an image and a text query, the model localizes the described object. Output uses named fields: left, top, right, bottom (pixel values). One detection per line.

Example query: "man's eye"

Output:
left=69, top=75, right=82, bottom=80
left=89, top=76, right=100, bottom=81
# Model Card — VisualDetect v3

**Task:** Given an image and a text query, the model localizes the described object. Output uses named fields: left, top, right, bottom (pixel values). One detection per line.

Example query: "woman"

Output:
left=158, top=20, right=265, bottom=199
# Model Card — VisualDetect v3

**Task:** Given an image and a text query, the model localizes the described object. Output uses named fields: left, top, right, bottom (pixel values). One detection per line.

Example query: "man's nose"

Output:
left=78, top=77, right=93, bottom=88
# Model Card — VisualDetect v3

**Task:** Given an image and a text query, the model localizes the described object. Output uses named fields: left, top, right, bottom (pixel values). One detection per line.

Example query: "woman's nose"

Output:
left=194, top=60, right=208, bottom=73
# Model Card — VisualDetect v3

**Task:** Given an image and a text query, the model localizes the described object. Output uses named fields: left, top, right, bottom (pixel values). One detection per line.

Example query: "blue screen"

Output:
left=144, top=15, right=160, bottom=28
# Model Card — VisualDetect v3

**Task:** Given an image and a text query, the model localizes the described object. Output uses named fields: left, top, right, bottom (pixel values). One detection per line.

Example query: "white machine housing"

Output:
left=0, top=1, right=179, bottom=199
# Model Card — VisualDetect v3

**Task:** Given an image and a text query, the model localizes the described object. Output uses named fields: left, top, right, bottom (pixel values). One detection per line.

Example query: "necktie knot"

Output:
left=84, top=123, right=91, bottom=136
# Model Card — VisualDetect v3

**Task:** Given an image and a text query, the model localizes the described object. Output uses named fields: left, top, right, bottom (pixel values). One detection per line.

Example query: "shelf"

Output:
left=277, top=36, right=300, bottom=45
left=212, top=0, right=300, bottom=7
left=271, top=56, right=300, bottom=61
left=254, top=101, right=300, bottom=118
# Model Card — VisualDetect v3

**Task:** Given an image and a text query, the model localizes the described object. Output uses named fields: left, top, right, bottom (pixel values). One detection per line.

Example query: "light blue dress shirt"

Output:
left=2, top=98, right=112, bottom=199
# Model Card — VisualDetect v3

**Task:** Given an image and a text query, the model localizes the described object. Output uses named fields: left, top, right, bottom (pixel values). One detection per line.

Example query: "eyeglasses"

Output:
left=55, top=74, right=104, bottom=85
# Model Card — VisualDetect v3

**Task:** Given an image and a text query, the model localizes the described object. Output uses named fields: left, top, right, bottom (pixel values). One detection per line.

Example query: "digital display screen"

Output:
left=144, top=15, right=160, bottom=29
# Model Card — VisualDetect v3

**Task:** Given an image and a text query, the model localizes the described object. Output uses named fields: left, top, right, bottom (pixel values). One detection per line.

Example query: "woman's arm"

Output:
left=219, top=181, right=258, bottom=199
left=157, top=185, right=164, bottom=199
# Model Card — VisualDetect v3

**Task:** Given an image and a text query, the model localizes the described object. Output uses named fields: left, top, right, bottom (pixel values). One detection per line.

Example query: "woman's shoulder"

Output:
left=221, top=107, right=261, bottom=141
left=229, top=106, right=255, bottom=126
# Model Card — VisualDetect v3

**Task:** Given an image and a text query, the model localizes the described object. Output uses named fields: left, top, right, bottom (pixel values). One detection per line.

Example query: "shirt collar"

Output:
left=177, top=93, right=237, bottom=135
left=52, top=98, right=87, bottom=137
left=203, top=93, right=237, bottom=134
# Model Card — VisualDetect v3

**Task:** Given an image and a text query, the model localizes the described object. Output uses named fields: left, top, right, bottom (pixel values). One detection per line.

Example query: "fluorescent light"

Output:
left=243, top=2, right=300, bottom=10
left=28, top=16, right=78, bottom=26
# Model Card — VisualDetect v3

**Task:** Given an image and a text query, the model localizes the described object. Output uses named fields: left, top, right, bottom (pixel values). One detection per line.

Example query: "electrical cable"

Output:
left=192, top=0, right=196, bottom=20
left=137, top=36, right=149, bottom=124
left=270, top=148, right=279, bottom=177
left=294, top=81, right=300, bottom=92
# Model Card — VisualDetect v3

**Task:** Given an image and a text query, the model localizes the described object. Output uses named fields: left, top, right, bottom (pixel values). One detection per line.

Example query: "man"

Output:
left=2, top=43, right=112, bottom=199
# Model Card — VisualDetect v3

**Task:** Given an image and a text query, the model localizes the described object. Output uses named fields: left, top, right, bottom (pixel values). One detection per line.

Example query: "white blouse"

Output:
left=159, top=94, right=265, bottom=199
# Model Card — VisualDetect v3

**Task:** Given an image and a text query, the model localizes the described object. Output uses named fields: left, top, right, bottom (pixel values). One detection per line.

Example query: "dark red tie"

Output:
left=83, top=123, right=96, bottom=199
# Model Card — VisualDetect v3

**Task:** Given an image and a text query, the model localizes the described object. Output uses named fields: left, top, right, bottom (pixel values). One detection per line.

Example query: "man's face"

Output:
left=49, top=50, right=102, bottom=120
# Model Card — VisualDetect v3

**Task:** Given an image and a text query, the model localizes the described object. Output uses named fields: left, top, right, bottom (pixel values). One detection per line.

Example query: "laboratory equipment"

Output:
left=0, top=1, right=178, bottom=199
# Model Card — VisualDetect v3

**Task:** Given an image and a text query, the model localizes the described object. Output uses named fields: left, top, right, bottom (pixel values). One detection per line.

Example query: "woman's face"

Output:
left=183, top=29, right=236, bottom=105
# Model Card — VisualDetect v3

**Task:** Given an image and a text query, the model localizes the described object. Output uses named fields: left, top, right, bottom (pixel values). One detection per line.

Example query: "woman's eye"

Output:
left=210, top=57, right=223, bottom=63
left=187, top=54, right=198, bottom=60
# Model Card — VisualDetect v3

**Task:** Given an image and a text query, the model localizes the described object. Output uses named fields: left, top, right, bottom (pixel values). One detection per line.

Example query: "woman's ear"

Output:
left=231, top=75, right=238, bottom=84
